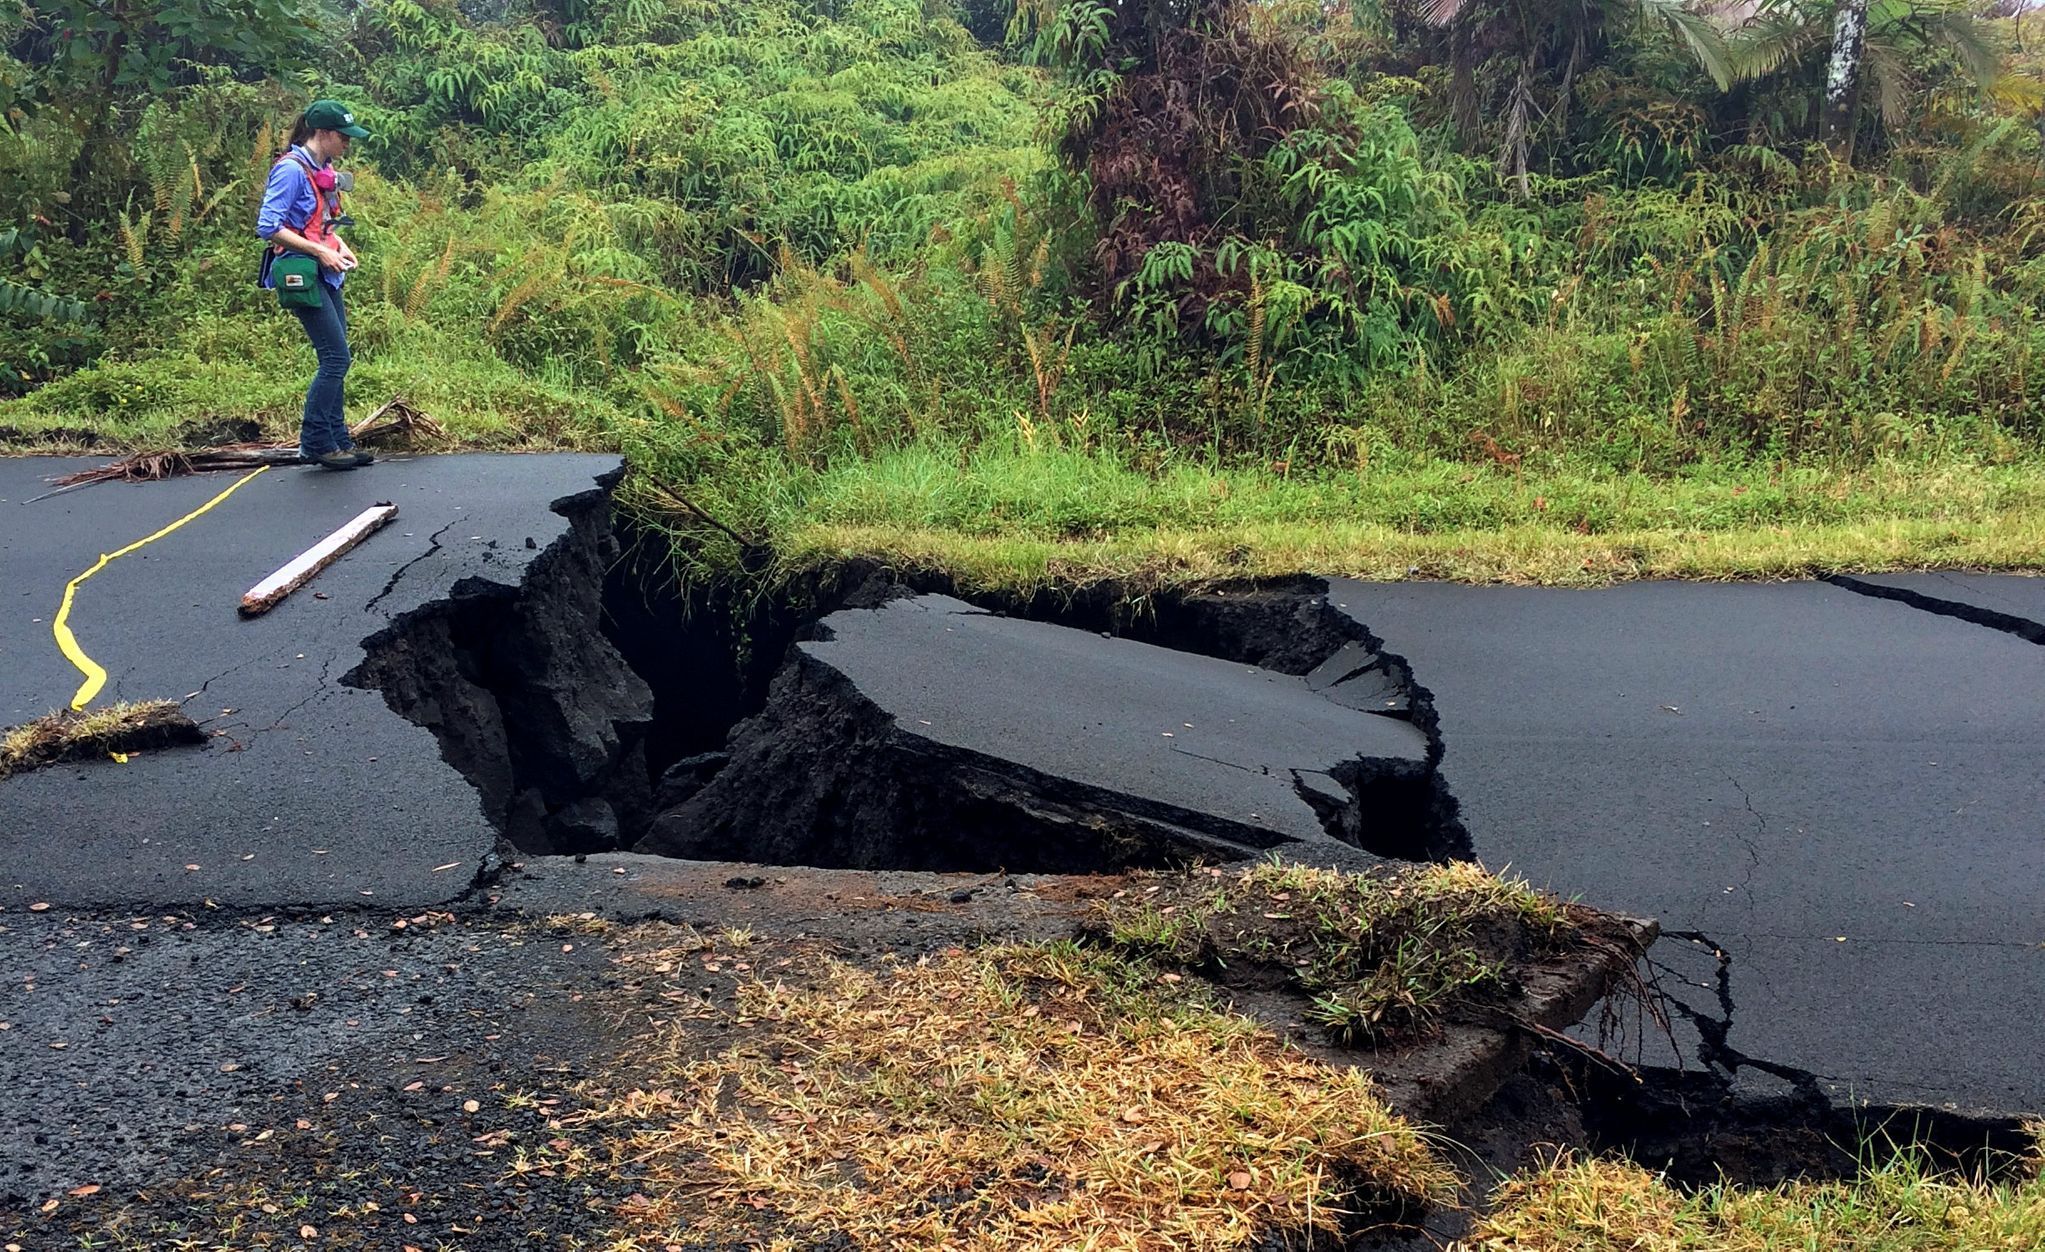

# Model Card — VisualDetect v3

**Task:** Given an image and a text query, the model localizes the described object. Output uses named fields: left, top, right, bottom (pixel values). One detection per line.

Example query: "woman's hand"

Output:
left=336, top=239, right=359, bottom=270
left=313, top=244, right=352, bottom=274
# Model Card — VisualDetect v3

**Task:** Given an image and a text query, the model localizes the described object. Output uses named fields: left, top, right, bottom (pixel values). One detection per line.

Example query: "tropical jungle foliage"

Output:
left=3, top=0, right=2044, bottom=581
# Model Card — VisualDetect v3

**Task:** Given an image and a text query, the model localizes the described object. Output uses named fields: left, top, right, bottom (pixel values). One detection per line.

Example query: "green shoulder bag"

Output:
left=272, top=253, right=324, bottom=309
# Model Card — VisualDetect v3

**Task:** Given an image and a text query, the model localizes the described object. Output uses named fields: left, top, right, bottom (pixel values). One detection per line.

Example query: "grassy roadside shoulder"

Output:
left=634, top=441, right=2045, bottom=591
left=12, top=409, right=2045, bottom=587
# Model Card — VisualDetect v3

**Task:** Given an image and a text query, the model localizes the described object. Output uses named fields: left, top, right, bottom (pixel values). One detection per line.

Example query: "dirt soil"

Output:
left=0, top=854, right=1643, bottom=1249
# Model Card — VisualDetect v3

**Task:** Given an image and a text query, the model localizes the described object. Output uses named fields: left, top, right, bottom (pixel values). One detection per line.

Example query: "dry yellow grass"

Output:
left=572, top=940, right=1453, bottom=1251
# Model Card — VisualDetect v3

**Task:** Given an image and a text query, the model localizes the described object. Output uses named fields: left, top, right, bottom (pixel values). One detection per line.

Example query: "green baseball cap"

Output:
left=303, top=99, right=370, bottom=139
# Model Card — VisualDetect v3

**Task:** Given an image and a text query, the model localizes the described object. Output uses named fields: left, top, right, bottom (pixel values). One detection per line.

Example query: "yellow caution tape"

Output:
left=52, top=467, right=270, bottom=710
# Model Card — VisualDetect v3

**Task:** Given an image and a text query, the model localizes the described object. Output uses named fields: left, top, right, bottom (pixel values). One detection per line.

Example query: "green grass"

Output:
left=1474, top=1141, right=2045, bottom=1250
left=14, top=378, right=2045, bottom=589
left=0, top=318, right=621, bottom=451
left=640, top=437, right=2045, bottom=591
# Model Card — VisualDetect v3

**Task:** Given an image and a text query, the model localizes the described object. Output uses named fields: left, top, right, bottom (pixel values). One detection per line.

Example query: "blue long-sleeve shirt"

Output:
left=256, top=146, right=344, bottom=290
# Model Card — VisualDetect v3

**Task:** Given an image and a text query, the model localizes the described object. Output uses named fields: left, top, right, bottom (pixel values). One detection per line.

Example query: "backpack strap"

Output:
left=272, top=149, right=334, bottom=248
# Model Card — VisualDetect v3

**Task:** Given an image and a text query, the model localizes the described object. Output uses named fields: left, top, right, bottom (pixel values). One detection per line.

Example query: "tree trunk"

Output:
left=1449, top=22, right=1479, bottom=138
left=63, top=12, right=130, bottom=241
left=1821, top=0, right=1870, bottom=160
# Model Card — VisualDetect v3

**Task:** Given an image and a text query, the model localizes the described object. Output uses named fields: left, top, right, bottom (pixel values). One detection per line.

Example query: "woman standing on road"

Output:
left=257, top=100, right=373, bottom=471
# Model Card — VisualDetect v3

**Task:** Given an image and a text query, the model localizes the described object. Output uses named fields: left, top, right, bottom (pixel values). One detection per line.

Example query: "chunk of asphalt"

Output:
left=1304, top=640, right=1381, bottom=690
left=545, top=796, right=619, bottom=851
left=653, top=750, right=730, bottom=809
left=638, top=594, right=1438, bottom=871
left=1321, top=668, right=1410, bottom=715
left=1300, top=639, right=1411, bottom=714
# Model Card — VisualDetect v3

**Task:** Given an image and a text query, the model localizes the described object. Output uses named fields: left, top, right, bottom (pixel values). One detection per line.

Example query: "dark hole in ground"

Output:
left=347, top=502, right=1468, bottom=871
left=603, top=540, right=1471, bottom=872
left=1549, top=1051, right=2040, bottom=1191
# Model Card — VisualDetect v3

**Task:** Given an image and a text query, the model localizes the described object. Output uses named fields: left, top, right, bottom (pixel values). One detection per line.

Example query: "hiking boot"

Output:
left=312, top=449, right=360, bottom=471
left=344, top=448, right=375, bottom=466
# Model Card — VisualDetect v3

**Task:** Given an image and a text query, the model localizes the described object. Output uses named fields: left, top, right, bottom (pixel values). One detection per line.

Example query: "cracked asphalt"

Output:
left=5, top=445, right=2042, bottom=1214
left=0, top=453, right=621, bottom=912
left=0, top=453, right=640, bottom=1230
left=1331, top=576, right=2045, bottom=1114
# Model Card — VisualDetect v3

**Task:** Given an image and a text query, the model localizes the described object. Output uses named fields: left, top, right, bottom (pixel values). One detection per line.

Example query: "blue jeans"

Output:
left=290, top=282, right=354, bottom=458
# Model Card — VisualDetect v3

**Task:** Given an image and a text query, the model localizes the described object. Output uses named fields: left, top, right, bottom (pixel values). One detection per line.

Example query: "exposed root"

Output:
left=348, top=396, right=449, bottom=448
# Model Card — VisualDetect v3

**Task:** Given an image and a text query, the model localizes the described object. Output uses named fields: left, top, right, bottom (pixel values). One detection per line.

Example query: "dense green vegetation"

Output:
left=4, top=0, right=2045, bottom=586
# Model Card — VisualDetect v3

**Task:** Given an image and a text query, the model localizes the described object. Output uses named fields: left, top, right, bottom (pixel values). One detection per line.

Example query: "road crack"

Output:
left=366, top=520, right=458, bottom=617
left=1168, top=745, right=1269, bottom=775
left=1826, top=574, right=2045, bottom=646
left=1720, top=770, right=1766, bottom=912
left=1652, top=929, right=1835, bottom=1090
left=254, top=653, right=339, bottom=740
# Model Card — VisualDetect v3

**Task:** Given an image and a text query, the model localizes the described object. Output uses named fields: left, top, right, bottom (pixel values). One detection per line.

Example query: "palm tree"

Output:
left=1821, top=0, right=1870, bottom=152
left=1420, top=0, right=1735, bottom=193
left=1727, top=0, right=2001, bottom=157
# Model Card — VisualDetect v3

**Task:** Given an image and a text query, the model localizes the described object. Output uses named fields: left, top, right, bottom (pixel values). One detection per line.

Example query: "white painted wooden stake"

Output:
left=239, top=503, right=399, bottom=617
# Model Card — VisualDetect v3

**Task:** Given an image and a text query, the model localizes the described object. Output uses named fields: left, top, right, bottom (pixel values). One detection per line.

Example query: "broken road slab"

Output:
left=0, top=454, right=632, bottom=911
left=638, top=592, right=1449, bottom=871
left=1328, top=577, right=2045, bottom=1114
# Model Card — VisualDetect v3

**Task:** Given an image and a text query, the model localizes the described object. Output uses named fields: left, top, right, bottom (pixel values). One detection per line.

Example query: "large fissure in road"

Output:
left=343, top=490, right=1467, bottom=872
left=340, top=484, right=2034, bottom=1180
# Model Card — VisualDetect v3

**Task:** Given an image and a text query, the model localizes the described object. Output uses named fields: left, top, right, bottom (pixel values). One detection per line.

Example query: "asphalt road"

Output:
left=1329, top=577, right=2045, bottom=1114
left=6, top=450, right=2040, bottom=1118
left=0, top=454, right=622, bottom=911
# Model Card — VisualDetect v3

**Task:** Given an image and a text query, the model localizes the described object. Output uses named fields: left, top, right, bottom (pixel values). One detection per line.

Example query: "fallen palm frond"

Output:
left=566, top=939, right=1454, bottom=1250
left=38, top=398, right=449, bottom=495
left=0, top=700, right=204, bottom=778
left=39, top=448, right=301, bottom=494
left=346, top=395, right=449, bottom=447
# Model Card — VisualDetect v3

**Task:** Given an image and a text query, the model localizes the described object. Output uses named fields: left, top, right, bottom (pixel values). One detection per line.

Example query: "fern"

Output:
left=489, top=261, right=564, bottom=336
left=115, top=206, right=152, bottom=271
left=0, top=279, right=91, bottom=324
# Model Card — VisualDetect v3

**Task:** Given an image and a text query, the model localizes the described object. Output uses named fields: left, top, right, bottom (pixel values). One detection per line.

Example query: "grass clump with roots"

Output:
left=566, top=938, right=1453, bottom=1251
left=1098, top=861, right=1590, bottom=1047
left=0, top=700, right=202, bottom=778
